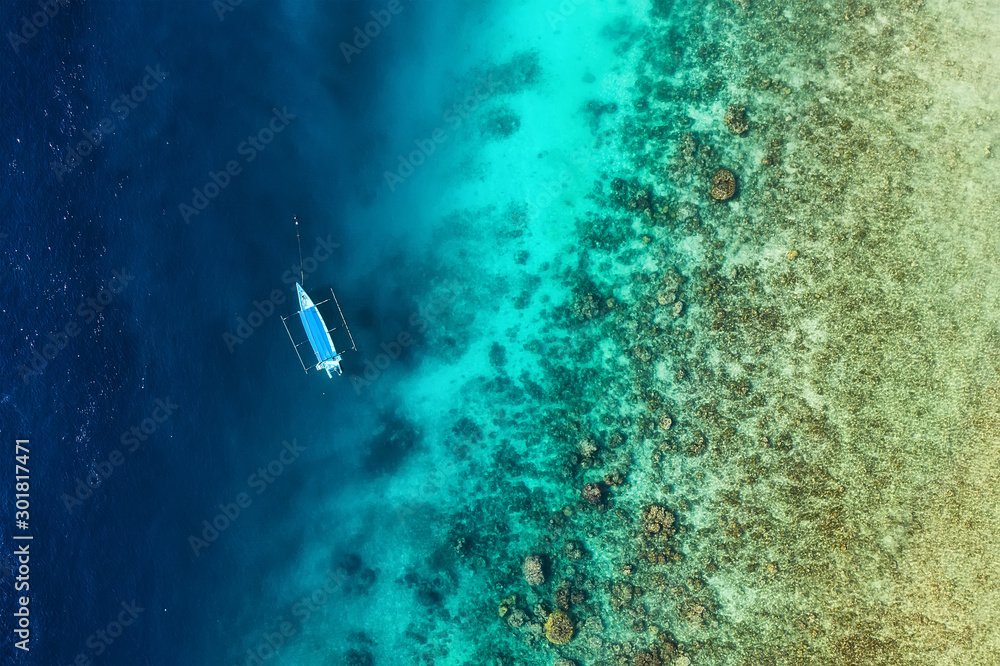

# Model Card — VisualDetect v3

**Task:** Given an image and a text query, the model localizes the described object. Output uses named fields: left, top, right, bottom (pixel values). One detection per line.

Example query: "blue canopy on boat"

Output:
left=296, top=283, right=337, bottom=364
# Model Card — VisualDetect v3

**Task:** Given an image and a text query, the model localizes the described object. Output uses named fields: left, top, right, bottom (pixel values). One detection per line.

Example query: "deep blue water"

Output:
left=0, top=1, right=437, bottom=663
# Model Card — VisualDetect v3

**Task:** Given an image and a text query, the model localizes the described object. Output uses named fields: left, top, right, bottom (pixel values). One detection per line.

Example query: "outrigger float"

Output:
left=281, top=217, right=357, bottom=378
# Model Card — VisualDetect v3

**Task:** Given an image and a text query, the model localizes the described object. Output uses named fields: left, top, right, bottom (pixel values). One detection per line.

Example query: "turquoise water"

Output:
left=236, top=1, right=639, bottom=660
left=6, top=0, right=1000, bottom=663
left=222, top=2, right=655, bottom=664
left=225, top=0, right=1000, bottom=663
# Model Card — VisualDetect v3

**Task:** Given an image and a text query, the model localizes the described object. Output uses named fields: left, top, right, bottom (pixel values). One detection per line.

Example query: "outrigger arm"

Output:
left=282, top=217, right=357, bottom=379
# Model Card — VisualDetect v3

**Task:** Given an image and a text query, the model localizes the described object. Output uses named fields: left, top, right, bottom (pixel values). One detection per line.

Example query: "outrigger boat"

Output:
left=281, top=218, right=357, bottom=378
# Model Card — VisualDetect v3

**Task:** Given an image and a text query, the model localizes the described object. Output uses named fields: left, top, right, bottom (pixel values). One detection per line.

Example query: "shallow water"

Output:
left=3, top=0, right=1000, bottom=664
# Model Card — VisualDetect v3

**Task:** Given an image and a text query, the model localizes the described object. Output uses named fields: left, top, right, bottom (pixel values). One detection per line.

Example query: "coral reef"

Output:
left=489, top=342, right=508, bottom=368
left=709, top=168, right=736, bottom=201
left=483, top=106, right=521, bottom=140
left=347, top=0, right=1000, bottom=663
left=334, top=552, right=362, bottom=577
left=581, top=482, right=603, bottom=504
left=363, top=412, right=420, bottom=474
left=632, top=650, right=662, bottom=666
left=562, top=539, right=586, bottom=561
left=544, top=611, right=574, bottom=645
left=522, top=554, right=545, bottom=586
left=498, top=595, right=516, bottom=617
left=603, top=470, right=625, bottom=486
left=342, top=648, right=374, bottom=666
left=723, top=104, right=748, bottom=134
left=640, top=504, right=675, bottom=536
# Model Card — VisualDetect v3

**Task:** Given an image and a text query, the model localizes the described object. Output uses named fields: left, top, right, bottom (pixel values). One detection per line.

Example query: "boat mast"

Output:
left=294, top=215, right=305, bottom=284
